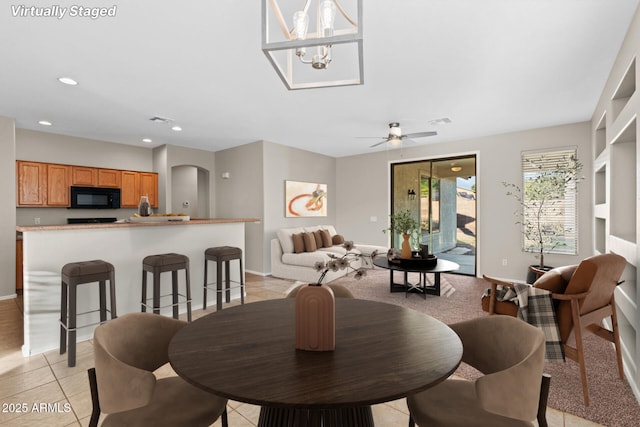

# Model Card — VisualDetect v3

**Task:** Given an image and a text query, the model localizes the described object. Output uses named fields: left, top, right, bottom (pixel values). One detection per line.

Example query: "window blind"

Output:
left=521, top=148, right=579, bottom=255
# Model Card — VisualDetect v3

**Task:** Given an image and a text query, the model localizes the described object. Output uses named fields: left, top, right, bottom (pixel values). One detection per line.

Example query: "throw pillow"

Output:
left=332, top=234, right=345, bottom=245
left=302, top=232, right=317, bottom=252
left=313, top=230, right=324, bottom=249
left=320, top=229, right=332, bottom=247
left=292, top=233, right=305, bottom=254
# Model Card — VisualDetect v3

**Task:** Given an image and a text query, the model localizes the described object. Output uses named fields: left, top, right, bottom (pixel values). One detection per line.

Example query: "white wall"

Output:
left=0, top=116, right=17, bottom=299
left=336, top=122, right=592, bottom=281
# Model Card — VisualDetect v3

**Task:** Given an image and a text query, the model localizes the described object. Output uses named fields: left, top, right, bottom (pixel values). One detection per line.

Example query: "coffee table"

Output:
left=168, top=298, right=462, bottom=426
left=373, top=257, right=459, bottom=297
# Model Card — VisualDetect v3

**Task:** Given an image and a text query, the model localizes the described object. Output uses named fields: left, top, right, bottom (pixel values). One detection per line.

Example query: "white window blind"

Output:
left=521, top=148, right=579, bottom=255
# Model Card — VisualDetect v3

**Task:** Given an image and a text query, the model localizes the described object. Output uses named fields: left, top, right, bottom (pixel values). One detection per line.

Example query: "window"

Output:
left=520, top=148, right=582, bottom=255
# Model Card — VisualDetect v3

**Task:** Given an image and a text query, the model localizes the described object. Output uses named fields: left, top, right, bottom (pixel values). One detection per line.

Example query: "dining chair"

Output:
left=89, top=312, right=228, bottom=427
left=406, top=315, right=546, bottom=427
left=482, top=252, right=627, bottom=405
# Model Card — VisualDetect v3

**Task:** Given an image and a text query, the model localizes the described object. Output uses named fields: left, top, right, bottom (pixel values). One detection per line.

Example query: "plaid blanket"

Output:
left=486, top=283, right=564, bottom=361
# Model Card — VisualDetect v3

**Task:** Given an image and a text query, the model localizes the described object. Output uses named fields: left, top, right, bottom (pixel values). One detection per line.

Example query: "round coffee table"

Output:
left=373, top=257, right=459, bottom=297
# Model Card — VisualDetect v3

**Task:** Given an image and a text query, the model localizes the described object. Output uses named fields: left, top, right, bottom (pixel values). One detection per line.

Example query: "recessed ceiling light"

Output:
left=142, top=138, right=153, bottom=143
left=171, top=126, right=182, bottom=132
left=38, top=120, right=52, bottom=126
left=58, top=77, right=78, bottom=86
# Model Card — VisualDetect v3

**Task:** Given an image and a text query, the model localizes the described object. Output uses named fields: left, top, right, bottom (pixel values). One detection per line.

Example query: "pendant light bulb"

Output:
left=293, top=11, right=309, bottom=40
left=319, top=0, right=336, bottom=35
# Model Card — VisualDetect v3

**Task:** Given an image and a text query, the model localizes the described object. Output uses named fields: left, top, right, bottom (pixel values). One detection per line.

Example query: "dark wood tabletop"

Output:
left=168, top=298, right=462, bottom=409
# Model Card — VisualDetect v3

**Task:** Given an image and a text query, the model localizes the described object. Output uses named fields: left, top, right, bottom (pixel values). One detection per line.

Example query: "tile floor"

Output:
left=0, top=274, right=603, bottom=426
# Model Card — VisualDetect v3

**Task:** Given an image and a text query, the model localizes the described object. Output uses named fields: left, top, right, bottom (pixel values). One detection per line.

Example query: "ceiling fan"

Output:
left=368, top=122, right=438, bottom=148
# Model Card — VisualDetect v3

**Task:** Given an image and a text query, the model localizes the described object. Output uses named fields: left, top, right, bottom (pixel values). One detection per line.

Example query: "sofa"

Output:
left=271, top=225, right=387, bottom=284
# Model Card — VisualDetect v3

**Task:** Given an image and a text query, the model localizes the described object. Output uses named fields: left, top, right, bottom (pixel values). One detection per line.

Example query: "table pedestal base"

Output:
left=389, top=270, right=442, bottom=298
left=258, top=406, right=374, bottom=427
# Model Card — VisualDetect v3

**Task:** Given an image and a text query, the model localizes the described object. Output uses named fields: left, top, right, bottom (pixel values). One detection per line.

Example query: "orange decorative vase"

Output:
left=401, top=233, right=412, bottom=259
left=295, top=284, right=335, bottom=351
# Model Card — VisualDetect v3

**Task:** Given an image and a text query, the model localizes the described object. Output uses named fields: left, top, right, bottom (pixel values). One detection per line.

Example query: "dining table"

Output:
left=168, top=297, right=463, bottom=426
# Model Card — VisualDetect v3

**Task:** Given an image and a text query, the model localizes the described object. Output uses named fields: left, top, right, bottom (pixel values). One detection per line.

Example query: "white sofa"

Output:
left=270, top=225, right=387, bottom=283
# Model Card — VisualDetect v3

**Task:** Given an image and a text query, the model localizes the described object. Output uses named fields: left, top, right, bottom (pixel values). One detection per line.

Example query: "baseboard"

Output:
left=0, top=293, right=18, bottom=301
left=245, top=269, right=268, bottom=277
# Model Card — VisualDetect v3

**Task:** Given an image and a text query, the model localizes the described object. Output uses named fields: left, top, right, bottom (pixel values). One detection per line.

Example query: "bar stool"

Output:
left=203, top=246, right=244, bottom=311
left=141, top=253, right=192, bottom=322
left=60, top=260, right=116, bottom=367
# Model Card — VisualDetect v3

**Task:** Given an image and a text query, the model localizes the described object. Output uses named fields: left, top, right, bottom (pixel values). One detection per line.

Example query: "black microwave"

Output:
left=70, top=186, right=121, bottom=209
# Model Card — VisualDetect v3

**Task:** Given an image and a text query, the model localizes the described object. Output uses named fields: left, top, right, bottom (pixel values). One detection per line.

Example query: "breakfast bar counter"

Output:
left=17, top=218, right=259, bottom=357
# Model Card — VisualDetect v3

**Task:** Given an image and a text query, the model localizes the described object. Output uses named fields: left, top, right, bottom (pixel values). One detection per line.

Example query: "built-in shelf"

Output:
left=611, top=57, right=636, bottom=121
left=610, top=117, right=637, bottom=242
left=595, top=112, right=607, bottom=158
left=595, top=217, right=606, bottom=253
left=594, top=164, right=606, bottom=205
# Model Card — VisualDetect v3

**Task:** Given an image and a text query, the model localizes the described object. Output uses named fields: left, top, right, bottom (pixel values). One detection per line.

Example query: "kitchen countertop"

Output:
left=16, top=218, right=260, bottom=232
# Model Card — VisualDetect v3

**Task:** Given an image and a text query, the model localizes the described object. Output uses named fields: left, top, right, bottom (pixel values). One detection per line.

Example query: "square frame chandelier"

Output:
left=262, top=0, right=363, bottom=90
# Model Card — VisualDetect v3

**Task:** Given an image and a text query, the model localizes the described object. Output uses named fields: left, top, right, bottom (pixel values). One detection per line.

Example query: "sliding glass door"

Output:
left=391, top=155, right=476, bottom=275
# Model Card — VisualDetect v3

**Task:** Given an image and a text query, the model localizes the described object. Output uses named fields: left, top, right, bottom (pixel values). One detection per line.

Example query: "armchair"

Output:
left=482, top=253, right=627, bottom=405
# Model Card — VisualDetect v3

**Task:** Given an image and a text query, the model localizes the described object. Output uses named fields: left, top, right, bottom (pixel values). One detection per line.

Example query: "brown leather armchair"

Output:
left=482, top=253, right=627, bottom=405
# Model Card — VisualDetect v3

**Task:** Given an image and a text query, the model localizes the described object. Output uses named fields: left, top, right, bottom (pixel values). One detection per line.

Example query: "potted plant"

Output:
left=383, top=209, right=420, bottom=259
left=503, top=152, right=583, bottom=280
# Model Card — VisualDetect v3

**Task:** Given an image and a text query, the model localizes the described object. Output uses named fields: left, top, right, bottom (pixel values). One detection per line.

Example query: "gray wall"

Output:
left=214, top=141, right=264, bottom=274
left=0, top=117, right=17, bottom=298
left=15, top=129, right=154, bottom=226
left=336, top=122, right=593, bottom=281
left=262, top=141, right=337, bottom=274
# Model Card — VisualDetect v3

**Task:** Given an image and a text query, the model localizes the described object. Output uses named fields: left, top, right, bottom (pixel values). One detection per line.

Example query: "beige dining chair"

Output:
left=406, top=315, right=546, bottom=427
left=89, top=312, right=228, bottom=427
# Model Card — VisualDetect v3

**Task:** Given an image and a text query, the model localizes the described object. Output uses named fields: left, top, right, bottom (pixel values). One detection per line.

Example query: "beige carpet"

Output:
left=330, top=269, right=640, bottom=427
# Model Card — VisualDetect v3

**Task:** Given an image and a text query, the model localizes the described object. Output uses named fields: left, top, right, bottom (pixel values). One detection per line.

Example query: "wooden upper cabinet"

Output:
left=46, top=164, right=71, bottom=206
left=17, top=161, right=158, bottom=209
left=140, top=173, right=158, bottom=208
left=72, top=166, right=97, bottom=186
left=17, top=161, right=47, bottom=206
left=97, top=169, right=122, bottom=188
left=120, top=171, right=140, bottom=208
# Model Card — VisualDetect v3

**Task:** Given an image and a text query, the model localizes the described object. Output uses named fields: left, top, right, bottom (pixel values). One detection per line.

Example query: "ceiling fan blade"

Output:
left=403, top=131, right=438, bottom=139
left=370, top=139, right=389, bottom=148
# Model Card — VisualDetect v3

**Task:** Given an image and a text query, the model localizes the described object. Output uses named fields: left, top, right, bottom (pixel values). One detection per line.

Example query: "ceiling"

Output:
left=1, top=0, right=638, bottom=158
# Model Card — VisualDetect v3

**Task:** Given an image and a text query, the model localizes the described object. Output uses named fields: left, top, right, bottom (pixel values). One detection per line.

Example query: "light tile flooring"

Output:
left=0, top=274, right=603, bottom=426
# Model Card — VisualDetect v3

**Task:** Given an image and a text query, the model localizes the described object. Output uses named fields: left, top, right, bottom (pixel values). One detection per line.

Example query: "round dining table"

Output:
left=169, top=297, right=462, bottom=426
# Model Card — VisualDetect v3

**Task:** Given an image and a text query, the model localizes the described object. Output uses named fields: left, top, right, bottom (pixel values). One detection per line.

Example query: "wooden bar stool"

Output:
left=60, top=260, right=116, bottom=367
left=203, top=246, right=244, bottom=311
left=141, top=253, right=192, bottom=322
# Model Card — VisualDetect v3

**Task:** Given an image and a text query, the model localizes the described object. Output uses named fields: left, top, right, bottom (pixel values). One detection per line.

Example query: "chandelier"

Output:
left=262, top=0, right=363, bottom=90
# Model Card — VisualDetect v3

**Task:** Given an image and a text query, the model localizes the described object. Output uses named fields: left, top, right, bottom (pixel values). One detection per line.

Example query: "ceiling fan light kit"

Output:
left=262, top=0, right=363, bottom=90
left=369, top=122, right=439, bottom=149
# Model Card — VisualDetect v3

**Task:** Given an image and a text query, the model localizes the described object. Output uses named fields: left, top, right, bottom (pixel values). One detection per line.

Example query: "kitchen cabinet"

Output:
left=121, top=171, right=158, bottom=208
left=46, top=164, right=71, bottom=206
left=16, top=236, right=23, bottom=293
left=120, top=171, right=140, bottom=207
left=17, top=161, right=157, bottom=208
left=97, top=169, right=121, bottom=188
left=72, top=166, right=97, bottom=186
left=16, top=161, right=47, bottom=206
left=140, top=172, right=158, bottom=208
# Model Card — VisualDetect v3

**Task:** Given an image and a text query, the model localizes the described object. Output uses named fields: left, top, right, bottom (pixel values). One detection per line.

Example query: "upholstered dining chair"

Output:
left=482, top=252, right=627, bottom=406
left=89, top=312, right=228, bottom=427
left=286, top=283, right=355, bottom=298
left=406, top=315, right=546, bottom=427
